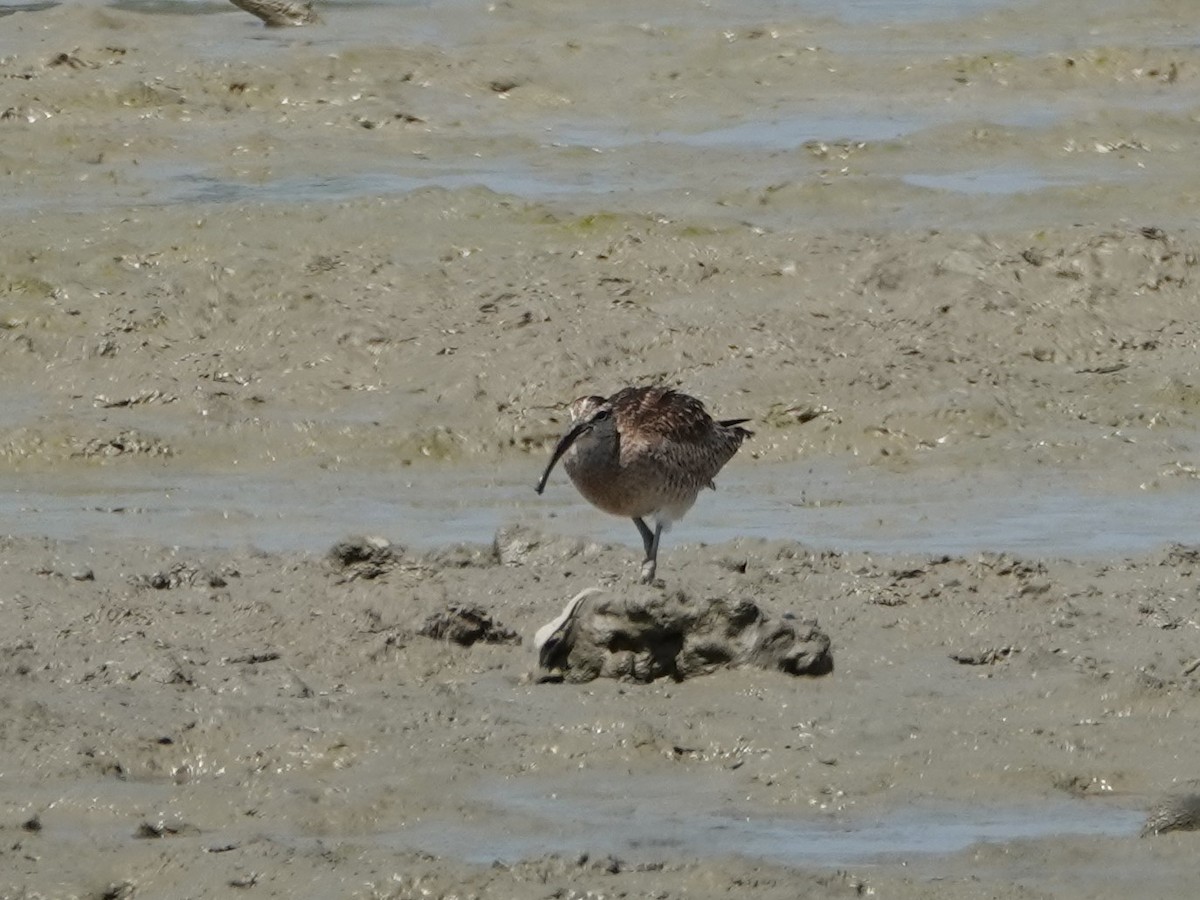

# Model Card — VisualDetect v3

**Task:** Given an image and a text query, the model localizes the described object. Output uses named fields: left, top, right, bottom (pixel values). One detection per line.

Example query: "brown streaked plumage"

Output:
left=535, top=386, right=752, bottom=583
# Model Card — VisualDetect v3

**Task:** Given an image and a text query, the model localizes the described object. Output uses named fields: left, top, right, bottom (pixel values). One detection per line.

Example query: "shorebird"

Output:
left=228, top=0, right=318, bottom=26
left=535, top=386, right=752, bottom=583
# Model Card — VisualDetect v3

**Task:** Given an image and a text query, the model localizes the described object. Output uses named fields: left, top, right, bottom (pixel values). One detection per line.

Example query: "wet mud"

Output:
left=3, top=0, right=1200, bottom=897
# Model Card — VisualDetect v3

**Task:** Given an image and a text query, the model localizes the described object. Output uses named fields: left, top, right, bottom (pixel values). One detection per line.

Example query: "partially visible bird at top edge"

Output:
left=228, top=0, right=319, bottom=27
left=535, top=385, right=752, bottom=584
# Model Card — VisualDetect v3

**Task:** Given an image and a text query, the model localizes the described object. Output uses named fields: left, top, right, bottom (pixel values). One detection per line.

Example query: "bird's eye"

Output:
left=592, top=409, right=611, bottom=422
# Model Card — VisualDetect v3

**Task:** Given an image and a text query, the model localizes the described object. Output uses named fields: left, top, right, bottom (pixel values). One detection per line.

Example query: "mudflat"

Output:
left=3, top=1, right=1200, bottom=897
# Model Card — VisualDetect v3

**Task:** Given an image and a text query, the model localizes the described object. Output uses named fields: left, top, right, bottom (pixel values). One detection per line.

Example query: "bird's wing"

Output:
left=610, top=387, right=747, bottom=485
left=611, top=387, right=712, bottom=443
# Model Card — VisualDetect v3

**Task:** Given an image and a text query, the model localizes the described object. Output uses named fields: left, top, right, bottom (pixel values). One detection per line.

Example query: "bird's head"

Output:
left=534, top=394, right=614, bottom=494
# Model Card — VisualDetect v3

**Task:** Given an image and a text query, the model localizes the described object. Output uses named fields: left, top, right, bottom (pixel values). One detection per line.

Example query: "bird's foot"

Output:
left=639, top=560, right=657, bottom=584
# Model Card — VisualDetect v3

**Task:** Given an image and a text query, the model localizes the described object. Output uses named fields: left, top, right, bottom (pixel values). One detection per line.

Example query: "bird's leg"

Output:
left=633, top=517, right=662, bottom=584
left=633, top=517, right=655, bottom=558
left=641, top=523, right=664, bottom=584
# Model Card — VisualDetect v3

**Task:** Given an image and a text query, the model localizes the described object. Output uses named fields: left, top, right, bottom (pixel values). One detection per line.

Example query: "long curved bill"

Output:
left=535, top=420, right=590, bottom=494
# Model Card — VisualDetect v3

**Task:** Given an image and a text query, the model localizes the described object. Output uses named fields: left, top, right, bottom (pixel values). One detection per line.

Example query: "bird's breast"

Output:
left=563, top=440, right=701, bottom=520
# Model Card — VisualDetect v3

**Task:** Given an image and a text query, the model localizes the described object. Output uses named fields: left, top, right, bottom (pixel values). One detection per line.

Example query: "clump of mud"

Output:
left=534, top=587, right=832, bottom=683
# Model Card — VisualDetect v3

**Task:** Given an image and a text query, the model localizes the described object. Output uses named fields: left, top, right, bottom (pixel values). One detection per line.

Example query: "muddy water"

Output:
left=398, top=773, right=1145, bottom=866
left=2, top=459, right=1197, bottom=556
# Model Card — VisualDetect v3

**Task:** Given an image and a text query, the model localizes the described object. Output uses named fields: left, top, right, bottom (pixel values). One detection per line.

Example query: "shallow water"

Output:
left=904, top=166, right=1082, bottom=195
left=3, top=460, right=1195, bottom=558
left=395, top=773, right=1143, bottom=866
left=28, top=769, right=1144, bottom=876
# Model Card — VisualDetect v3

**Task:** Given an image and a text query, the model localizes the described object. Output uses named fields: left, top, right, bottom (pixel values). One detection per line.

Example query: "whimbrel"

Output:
left=535, top=386, right=752, bottom=583
left=228, top=0, right=318, bottom=26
